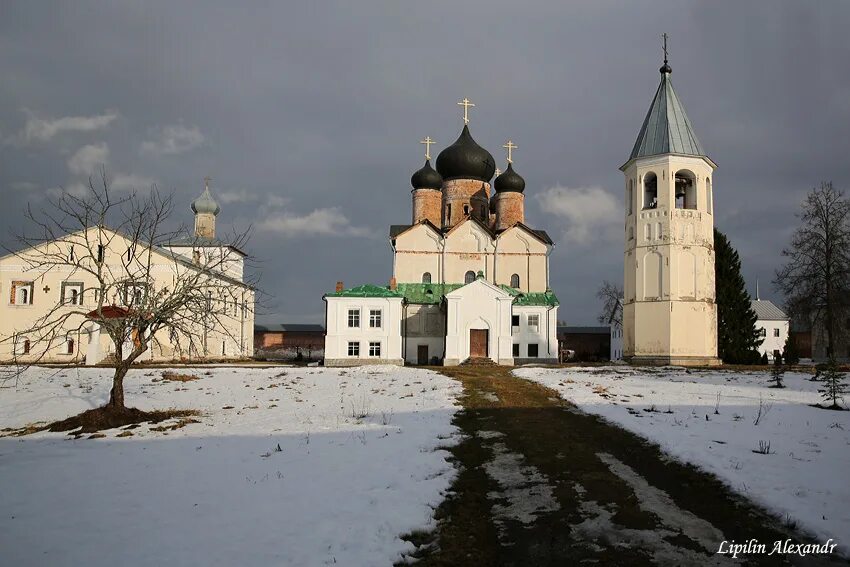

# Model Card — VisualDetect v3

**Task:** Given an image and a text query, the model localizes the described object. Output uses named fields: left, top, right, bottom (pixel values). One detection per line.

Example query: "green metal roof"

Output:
left=499, top=286, right=560, bottom=307
left=630, top=68, right=705, bottom=161
left=396, top=283, right=463, bottom=304
left=325, top=284, right=403, bottom=298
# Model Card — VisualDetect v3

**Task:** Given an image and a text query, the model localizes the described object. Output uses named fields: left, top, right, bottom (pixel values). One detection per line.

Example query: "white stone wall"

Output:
left=323, top=296, right=404, bottom=366
left=511, top=305, right=558, bottom=362
left=756, top=319, right=789, bottom=361
left=444, top=279, right=514, bottom=365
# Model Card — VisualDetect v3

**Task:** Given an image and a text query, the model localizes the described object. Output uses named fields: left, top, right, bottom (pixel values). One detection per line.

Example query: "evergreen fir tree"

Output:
left=818, top=358, right=848, bottom=409
left=782, top=334, right=800, bottom=365
left=714, top=229, right=763, bottom=363
left=769, top=356, right=785, bottom=388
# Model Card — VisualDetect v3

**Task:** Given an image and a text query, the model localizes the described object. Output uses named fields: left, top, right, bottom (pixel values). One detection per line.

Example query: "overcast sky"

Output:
left=2, top=1, right=849, bottom=325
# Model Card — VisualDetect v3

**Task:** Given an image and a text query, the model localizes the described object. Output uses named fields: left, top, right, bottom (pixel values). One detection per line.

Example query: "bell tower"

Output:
left=621, top=40, right=720, bottom=366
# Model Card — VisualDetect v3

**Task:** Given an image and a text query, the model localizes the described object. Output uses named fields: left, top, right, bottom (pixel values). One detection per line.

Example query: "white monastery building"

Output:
left=324, top=103, right=559, bottom=366
left=751, top=293, right=790, bottom=362
left=622, top=48, right=721, bottom=366
left=0, top=183, right=254, bottom=364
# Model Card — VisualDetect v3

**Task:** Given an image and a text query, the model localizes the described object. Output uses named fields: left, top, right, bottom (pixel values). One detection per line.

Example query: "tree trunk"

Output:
left=107, top=365, right=129, bottom=409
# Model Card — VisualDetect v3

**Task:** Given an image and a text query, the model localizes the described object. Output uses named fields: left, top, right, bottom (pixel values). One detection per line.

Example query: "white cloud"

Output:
left=218, top=188, right=258, bottom=204
left=536, top=185, right=620, bottom=245
left=257, top=207, right=373, bottom=237
left=67, top=143, right=110, bottom=175
left=141, top=124, right=205, bottom=155
left=47, top=182, right=90, bottom=199
left=110, top=173, right=157, bottom=192
left=265, top=194, right=290, bottom=208
left=10, top=181, right=39, bottom=192
left=21, top=109, right=117, bottom=143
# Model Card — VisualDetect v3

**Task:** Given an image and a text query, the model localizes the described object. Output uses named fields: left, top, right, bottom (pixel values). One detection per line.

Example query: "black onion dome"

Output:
left=494, top=163, right=525, bottom=193
left=435, top=125, right=496, bottom=182
left=410, top=159, right=443, bottom=189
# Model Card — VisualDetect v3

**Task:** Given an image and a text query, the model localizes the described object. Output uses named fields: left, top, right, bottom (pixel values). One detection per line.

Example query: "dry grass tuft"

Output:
left=161, top=371, right=201, bottom=382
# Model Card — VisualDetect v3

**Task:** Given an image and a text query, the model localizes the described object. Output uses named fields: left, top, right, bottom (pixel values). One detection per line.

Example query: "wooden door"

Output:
left=417, top=345, right=429, bottom=365
left=469, top=329, right=489, bottom=358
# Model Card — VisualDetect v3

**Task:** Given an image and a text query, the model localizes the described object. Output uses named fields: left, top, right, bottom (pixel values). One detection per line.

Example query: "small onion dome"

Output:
left=411, top=159, right=443, bottom=189
left=493, top=163, right=525, bottom=193
left=435, top=125, right=496, bottom=182
left=191, top=187, right=220, bottom=216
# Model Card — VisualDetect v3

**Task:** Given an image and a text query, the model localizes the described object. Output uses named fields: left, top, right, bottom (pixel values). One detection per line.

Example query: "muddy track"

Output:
left=400, top=366, right=843, bottom=566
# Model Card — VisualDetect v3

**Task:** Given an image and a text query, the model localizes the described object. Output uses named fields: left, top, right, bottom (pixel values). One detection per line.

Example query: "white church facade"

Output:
left=324, top=106, right=559, bottom=366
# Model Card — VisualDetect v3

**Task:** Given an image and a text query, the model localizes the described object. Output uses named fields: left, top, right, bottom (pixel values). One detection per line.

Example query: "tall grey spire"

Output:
left=629, top=61, right=705, bottom=161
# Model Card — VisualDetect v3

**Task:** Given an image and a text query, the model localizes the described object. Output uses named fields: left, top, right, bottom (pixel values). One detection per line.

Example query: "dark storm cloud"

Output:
left=2, top=1, right=849, bottom=324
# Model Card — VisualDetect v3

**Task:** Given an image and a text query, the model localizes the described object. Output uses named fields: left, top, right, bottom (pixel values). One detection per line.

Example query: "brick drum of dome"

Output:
left=442, top=179, right=490, bottom=228
left=493, top=191, right=524, bottom=230
left=412, top=188, right=442, bottom=226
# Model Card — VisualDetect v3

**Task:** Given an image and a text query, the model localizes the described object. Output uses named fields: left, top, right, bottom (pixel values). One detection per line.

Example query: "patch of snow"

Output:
left=0, top=365, right=462, bottom=566
left=483, top=441, right=560, bottom=533
left=516, top=367, right=850, bottom=551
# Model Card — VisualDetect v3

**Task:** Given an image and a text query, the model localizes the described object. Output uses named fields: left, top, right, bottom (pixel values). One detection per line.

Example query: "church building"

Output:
left=621, top=46, right=721, bottom=366
left=324, top=101, right=559, bottom=366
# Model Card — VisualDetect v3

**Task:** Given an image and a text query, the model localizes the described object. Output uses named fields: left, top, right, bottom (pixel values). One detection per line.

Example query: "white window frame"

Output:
left=369, top=341, right=381, bottom=357
left=11, top=281, right=34, bottom=306
left=347, top=308, right=361, bottom=328
left=527, top=314, right=540, bottom=333
left=369, top=309, right=382, bottom=329
left=347, top=341, right=360, bottom=357
left=527, top=343, right=539, bottom=358
left=773, top=328, right=780, bottom=337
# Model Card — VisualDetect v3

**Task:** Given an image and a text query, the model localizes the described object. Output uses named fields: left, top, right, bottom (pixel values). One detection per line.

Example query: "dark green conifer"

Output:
left=714, top=229, right=763, bottom=363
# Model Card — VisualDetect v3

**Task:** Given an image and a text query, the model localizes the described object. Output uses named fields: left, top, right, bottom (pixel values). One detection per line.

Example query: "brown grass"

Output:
left=160, top=371, right=201, bottom=382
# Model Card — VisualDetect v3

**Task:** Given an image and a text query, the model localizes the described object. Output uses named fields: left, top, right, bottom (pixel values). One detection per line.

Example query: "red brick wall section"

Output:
left=412, top=189, right=442, bottom=226
left=493, top=192, right=525, bottom=231
left=442, top=179, right=490, bottom=228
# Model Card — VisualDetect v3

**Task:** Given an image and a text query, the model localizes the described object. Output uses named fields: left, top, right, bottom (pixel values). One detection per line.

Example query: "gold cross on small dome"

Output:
left=503, top=140, right=517, bottom=164
left=457, top=97, right=475, bottom=124
left=204, top=176, right=212, bottom=191
left=420, top=136, right=435, bottom=160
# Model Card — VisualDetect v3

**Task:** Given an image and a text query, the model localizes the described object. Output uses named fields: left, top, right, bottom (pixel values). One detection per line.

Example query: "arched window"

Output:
left=675, top=170, right=697, bottom=210
left=628, top=180, right=634, bottom=215
left=510, top=274, right=520, bottom=288
left=643, top=172, right=658, bottom=209
left=14, top=336, right=31, bottom=355
left=422, top=272, right=432, bottom=284
left=20, top=288, right=29, bottom=304
left=706, top=178, right=713, bottom=214
left=464, top=271, right=476, bottom=284
left=66, top=337, right=75, bottom=355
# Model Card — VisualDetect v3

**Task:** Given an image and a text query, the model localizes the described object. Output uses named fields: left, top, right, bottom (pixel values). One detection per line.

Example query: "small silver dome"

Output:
left=191, top=186, right=220, bottom=216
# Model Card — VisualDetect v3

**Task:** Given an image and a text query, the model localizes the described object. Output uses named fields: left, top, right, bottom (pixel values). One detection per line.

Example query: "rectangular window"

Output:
left=348, top=309, right=360, bottom=328
left=124, top=284, right=146, bottom=306
left=512, top=343, right=520, bottom=357
left=61, top=282, right=84, bottom=305
left=773, top=328, right=780, bottom=337
left=528, top=343, right=539, bottom=358
left=369, top=341, right=381, bottom=357
left=369, top=309, right=382, bottom=328
left=527, top=314, right=539, bottom=332
left=511, top=315, right=520, bottom=329
left=97, top=244, right=105, bottom=263
left=11, top=281, right=34, bottom=305
left=759, top=328, right=767, bottom=338
left=347, top=341, right=360, bottom=356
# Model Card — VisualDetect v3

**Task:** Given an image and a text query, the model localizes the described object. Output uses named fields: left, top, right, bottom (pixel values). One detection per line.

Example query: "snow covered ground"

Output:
left=0, top=365, right=462, bottom=566
left=515, top=366, right=850, bottom=550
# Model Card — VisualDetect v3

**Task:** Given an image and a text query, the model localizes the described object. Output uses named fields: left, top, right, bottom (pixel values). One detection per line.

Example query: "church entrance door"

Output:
left=417, top=345, right=429, bottom=365
left=469, top=329, right=489, bottom=358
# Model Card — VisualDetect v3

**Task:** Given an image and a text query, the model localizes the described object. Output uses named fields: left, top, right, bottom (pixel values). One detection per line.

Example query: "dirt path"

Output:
left=401, top=365, right=843, bottom=566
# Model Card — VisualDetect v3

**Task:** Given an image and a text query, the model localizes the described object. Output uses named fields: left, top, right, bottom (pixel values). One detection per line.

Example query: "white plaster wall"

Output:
left=756, top=319, right=790, bottom=360
left=324, top=296, right=403, bottom=364
left=511, top=305, right=558, bottom=361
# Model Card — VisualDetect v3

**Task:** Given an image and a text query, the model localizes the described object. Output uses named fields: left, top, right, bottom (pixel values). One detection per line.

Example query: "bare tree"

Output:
left=596, top=280, right=623, bottom=327
left=775, top=182, right=850, bottom=359
left=1, top=170, right=254, bottom=422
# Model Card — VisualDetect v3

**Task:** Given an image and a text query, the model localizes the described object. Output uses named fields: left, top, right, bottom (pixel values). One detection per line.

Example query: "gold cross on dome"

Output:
left=204, top=176, right=212, bottom=191
left=503, top=140, right=517, bottom=164
left=494, top=168, right=502, bottom=177
left=420, top=136, right=435, bottom=160
left=457, top=97, right=475, bottom=124
left=662, top=32, right=669, bottom=63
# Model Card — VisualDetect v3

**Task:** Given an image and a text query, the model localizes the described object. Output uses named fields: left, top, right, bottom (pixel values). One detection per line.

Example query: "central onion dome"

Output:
left=494, top=163, right=525, bottom=193
left=191, top=187, right=220, bottom=216
left=410, top=159, right=443, bottom=189
left=435, top=125, right=496, bottom=182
